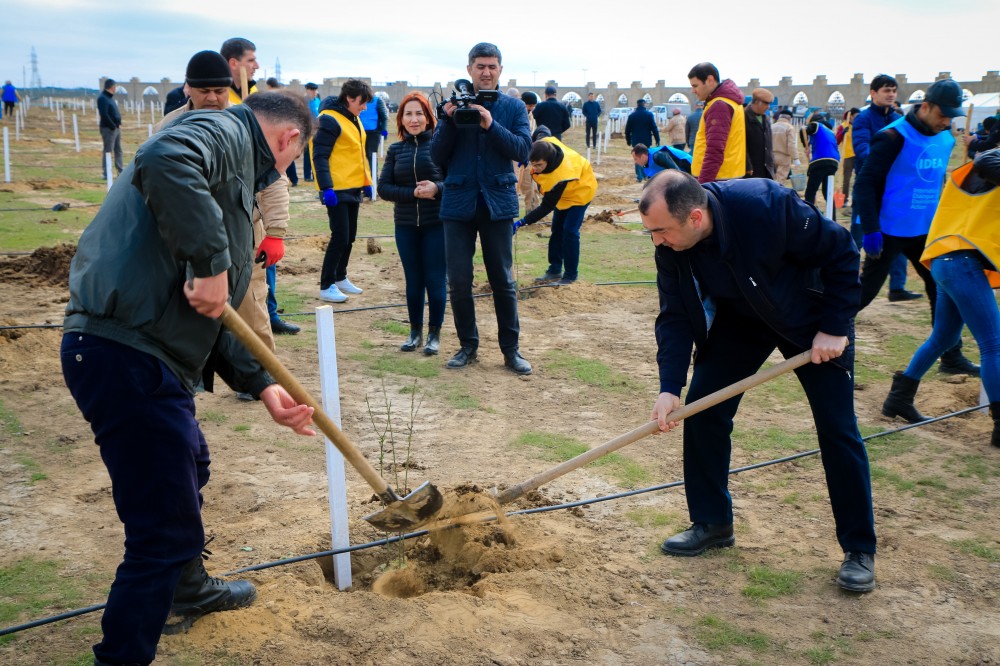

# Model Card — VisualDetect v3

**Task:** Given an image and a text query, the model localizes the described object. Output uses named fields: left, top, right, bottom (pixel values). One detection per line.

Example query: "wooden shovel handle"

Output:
left=219, top=303, right=392, bottom=497
left=496, top=350, right=813, bottom=505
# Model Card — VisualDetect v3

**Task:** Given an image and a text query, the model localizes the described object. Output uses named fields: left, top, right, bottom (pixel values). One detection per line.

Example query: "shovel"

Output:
left=495, top=350, right=813, bottom=506
left=219, top=303, right=443, bottom=532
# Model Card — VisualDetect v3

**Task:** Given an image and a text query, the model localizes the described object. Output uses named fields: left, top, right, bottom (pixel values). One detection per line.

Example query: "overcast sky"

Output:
left=2, top=0, right=995, bottom=92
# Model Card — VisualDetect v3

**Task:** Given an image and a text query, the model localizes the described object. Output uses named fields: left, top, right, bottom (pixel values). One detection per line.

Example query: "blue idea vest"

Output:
left=879, top=117, right=954, bottom=237
left=809, top=124, right=839, bottom=162
left=643, top=146, right=693, bottom=178
left=358, top=102, right=378, bottom=131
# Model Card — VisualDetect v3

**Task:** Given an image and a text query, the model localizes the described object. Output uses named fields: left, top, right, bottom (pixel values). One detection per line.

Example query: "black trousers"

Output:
left=681, top=308, right=876, bottom=554
left=585, top=120, right=598, bottom=147
left=859, top=233, right=936, bottom=319
left=805, top=160, right=839, bottom=220
left=320, top=200, right=360, bottom=288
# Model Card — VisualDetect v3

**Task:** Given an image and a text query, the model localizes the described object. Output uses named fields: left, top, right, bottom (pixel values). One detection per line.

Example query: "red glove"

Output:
left=257, top=236, right=284, bottom=267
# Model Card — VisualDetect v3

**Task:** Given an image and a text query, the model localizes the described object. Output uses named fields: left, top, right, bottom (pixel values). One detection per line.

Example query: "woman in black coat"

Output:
left=377, top=92, right=447, bottom=354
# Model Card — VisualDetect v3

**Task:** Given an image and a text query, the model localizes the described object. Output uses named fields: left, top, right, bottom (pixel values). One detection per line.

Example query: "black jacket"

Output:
left=625, top=106, right=660, bottom=147
left=377, top=129, right=444, bottom=226
left=533, top=98, right=571, bottom=139
left=313, top=97, right=367, bottom=202
left=654, top=179, right=859, bottom=395
left=97, top=90, right=121, bottom=130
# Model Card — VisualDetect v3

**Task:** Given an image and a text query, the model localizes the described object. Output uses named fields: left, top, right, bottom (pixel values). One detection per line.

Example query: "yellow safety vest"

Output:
left=310, top=109, right=371, bottom=190
left=531, top=137, right=597, bottom=209
left=228, top=83, right=257, bottom=106
left=691, top=96, right=746, bottom=180
left=841, top=122, right=855, bottom=160
left=921, top=161, right=1000, bottom=287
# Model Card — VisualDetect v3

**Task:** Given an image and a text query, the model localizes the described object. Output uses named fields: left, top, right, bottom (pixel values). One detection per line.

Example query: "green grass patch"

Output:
left=953, top=453, right=1000, bottom=482
left=804, top=646, right=837, bottom=665
left=442, top=385, right=480, bottom=410
left=870, top=465, right=916, bottom=492
left=952, top=539, right=999, bottom=562
left=199, top=410, right=228, bottom=425
left=0, top=558, right=88, bottom=626
left=927, top=563, right=958, bottom=582
left=233, top=424, right=251, bottom=432
left=625, top=507, right=678, bottom=529
left=695, top=615, right=771, bottom=652
left=741, top=565, right=802, bottom=601
left=542, top=350, right=641, bottom=392
left=511, top=431, right=651, bottom=488
left=734, top=425, right=814, bottom=455
left=865, top=432, right=920, bottom=462
left=373, top=319, right=411, bottom=336
left=0, top=398, right=24, bottom=436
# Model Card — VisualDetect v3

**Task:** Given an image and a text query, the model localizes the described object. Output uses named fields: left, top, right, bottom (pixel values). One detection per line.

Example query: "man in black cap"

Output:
left=154, top=50, right=234, bottom=132
left=855, top=78, right=980, bottom=391
left=532, top=85, right=571, bottom=140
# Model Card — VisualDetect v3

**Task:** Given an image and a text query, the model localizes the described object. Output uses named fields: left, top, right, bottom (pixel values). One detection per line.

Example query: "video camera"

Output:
left=439, top=78, right=499, bottom=127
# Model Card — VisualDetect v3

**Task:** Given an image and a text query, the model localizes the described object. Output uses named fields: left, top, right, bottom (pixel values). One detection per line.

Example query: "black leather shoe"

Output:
left=837, top=552, right=875, bottom=592
left=270, top=318, right=300, bottom=335
left=446, top=347, right=478, bottom=369
left=660, top=523, right=735, bottom=557
left=556, top=277, right=577, bottom=286
left=888, top=289, right=923, bottom=302
left=504, top=351, right=532, bottom=375
left=534, top=271, right=562, bottom=283
left=939, top=346, right=980, bottom=377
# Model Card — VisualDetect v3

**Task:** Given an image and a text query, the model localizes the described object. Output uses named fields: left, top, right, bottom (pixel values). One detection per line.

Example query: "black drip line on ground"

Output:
left=0, top=404, right=982, bottom=638
left=0, top=203, right=102, bottom=212
left=0, top=281, right=657, bottom=331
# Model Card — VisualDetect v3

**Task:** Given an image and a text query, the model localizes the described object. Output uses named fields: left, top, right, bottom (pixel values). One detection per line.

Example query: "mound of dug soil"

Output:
left=0, top=244, right=76, bottom=287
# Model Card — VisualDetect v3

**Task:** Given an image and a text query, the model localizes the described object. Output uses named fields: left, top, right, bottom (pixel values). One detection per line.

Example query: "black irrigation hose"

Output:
left=0, top=405, right=980, bottom=638
left=0, top=204, right=101, bottom=212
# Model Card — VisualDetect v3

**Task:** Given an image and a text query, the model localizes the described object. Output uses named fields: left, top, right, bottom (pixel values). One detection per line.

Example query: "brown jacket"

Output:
left=666, top=114, right=687, bottom=145
left=771, top=117, right=799, bottom=164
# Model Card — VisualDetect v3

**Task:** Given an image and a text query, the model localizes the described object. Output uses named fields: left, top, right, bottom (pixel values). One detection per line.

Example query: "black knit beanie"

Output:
left=185, top=51, right=233, bottom=88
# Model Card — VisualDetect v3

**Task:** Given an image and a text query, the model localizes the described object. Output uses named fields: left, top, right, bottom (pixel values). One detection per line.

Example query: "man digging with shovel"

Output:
left=642, top=170, right=877, bottom=593
left=61, top=91, right=316, bottom=665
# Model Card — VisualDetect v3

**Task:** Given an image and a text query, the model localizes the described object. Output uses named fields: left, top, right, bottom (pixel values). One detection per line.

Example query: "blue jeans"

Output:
left=548, top=204, right=589, bottom=281
left=62, top=334, right=208, bottom=664
left=442, top=199, right=520, bottom=353
left=905, top=251, right=1000, bottom=398
left=395, top=223, right=447, bottom=328
left=682, top=307, right=875, bottom=554
left=266, top=264, right=279, bottom=322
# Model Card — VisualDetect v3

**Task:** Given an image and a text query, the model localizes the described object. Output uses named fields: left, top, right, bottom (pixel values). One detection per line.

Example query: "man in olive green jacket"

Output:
left=62, top=93, right=316, bottom=666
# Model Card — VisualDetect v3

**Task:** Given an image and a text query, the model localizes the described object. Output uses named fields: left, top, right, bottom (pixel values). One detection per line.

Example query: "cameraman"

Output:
left=431, top=42, right=533, bottom=375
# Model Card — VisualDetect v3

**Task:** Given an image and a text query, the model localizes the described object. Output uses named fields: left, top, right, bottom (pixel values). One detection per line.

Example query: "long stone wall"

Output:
left=104, top=71, right=1000, bottom=112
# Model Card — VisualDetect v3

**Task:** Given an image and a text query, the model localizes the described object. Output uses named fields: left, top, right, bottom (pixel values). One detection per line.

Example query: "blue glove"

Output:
left=321, top=188, right=338, bottom=207
left=512, top=219, right=525, bottom=235
left=362, top=185, right=373, bottom=199
left=862, top=232, right=883, bottom=258
left=380, top=130, right=388, bottom=138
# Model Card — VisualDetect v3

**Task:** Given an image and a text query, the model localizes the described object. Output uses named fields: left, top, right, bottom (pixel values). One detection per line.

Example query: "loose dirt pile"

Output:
left=0, top=244, right=75, bottom=287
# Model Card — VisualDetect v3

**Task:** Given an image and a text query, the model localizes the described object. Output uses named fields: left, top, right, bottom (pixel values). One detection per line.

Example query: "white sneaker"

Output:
left=319, top=284, right=348, bottom=303
left=336, top=278, right=363, bottom=295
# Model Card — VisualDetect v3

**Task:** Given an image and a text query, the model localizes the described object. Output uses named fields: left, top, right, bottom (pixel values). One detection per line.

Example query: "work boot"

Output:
left=424, top=326, right=441, bottom=356
left=660, top=523, right=735, bottom=557
left=836, top=552, right=876, bottom=592
left=939, top=344, right=980, bottom=377
left=881, top=371, right=929, bottom=423
left=164, top=555, right=256, bottom=634
left=534, top=271, right=562, bottom=283
left=270, top=318, right=300, bottom=335
left=400, top=326, right=422, bottom=352
left=446, top=347, right=477, bottom=369
left=888, top=289, right=922, bottom=302
left=991, top=403, right=1000, bottom=448
left=503, top=351, right=532, bottom=375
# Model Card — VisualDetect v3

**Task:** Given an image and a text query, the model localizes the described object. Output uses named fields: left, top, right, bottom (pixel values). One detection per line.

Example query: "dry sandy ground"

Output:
left=1, top=152, right=999, bottom=666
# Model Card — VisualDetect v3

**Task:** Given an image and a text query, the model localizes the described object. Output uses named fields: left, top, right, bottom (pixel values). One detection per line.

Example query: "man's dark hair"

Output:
left=337, top=78, right=374, bottom=105
left=528, top=140, right=557, bottom=164
left=265, top=77, right=280, bottom=89
left=221, top=38, right=256, bottom=61
left=687, top=62, right=720, bottom=84
left=870, top=74, right=897, bottom=92
left=242, top=91, right=314, bottom=147
left=103, top=79, right=116, bottom=91
left=468, top=42, right=502, bottom=65
left=631, top=143, right=649, bottom=156
left=639, top=170, right=707, bottom=221
left=984, top=116, right=997, bottom=132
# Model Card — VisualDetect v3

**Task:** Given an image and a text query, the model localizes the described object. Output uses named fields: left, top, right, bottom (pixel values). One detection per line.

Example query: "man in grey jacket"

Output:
left=62, top=92, right=315, bottom=666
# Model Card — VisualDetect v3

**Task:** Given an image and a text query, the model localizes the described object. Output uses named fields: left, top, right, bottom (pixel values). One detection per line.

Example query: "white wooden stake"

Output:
left=61, top=114, right=66, bottom=135
left=370, top=152, right=378, bottom=201
left=825, top=174, right=835, bottom=219
left=316, top=305, right=353, bottom=591
left=379, top=134, right=385, bottom=158
left=15, top=112, right=21, bottom=141
left=73, top=114, right=80, bottom=152
left=105, top=153, right=114, bottom=191
left=3, top=127, right=10, bottom=183
left=148, top=123, right=152, bottom=138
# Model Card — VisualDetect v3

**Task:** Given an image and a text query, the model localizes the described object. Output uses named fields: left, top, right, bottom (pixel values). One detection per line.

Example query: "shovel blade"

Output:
left=363, top=481, right=444, bottom=532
